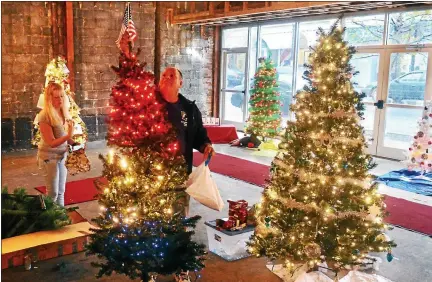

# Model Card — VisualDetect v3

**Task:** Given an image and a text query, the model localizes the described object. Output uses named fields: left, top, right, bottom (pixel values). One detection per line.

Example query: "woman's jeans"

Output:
left=39, top=156, right=67, bottom=207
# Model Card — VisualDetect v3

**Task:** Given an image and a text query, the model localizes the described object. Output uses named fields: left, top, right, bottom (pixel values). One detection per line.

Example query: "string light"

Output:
left=120, top=158, right=128, bottom=169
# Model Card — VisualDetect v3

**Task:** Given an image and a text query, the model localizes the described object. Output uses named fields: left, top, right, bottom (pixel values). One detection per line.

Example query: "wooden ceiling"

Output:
left=166, top=1, right=432, bottom=26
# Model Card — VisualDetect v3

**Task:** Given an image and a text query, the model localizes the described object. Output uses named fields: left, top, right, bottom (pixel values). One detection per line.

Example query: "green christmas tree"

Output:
left=245, top=57, right=282, bottom=140
left=85, top=46, right=205, bottom=281
left=1, top=187, right=71, bottom=239
left=247, top=22, right=396, bottom=272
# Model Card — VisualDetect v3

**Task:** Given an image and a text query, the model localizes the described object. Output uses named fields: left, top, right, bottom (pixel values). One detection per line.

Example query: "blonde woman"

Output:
left=37, top=82, right=75, bottom=207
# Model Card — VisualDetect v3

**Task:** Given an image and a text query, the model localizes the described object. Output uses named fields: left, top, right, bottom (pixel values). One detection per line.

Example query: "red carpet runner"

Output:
left=35, top=177, right=106, bottom=206
left=193, top=152, right=432, bottom=235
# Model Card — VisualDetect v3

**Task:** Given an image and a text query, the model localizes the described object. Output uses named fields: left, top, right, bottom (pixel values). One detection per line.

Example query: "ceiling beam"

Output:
left=171, top=1, right=429, bottom=26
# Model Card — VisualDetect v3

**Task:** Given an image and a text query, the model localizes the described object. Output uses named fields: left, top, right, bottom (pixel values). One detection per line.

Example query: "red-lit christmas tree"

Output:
left=86, top=7, right=205, bottom=281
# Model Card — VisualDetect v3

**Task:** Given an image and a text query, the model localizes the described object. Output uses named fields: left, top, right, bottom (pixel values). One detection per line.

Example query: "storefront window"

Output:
left=344, top=14, right=385, bottom=46
left=388, top=10, right=432, bottom=45
left=222, top=27, right=249, bottom=48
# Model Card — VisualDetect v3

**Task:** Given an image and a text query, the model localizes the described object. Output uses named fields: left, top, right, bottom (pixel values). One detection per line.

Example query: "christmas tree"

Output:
left=245, top=57, right=282, bottom=140
left=86, top=46, right=205, bottom=281
left=2, top=187, right=71, bottom=239
left=33, top=57, right=90, bottom=175
left=406, top=101, right=432, bottom=173
left=247, top=22, right=396, bottom=272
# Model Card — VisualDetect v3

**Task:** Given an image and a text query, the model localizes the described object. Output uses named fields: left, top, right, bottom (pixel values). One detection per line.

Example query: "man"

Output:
left=158, top=67, right=215, bottom=174
left=159, top=67, right=214, bottom=282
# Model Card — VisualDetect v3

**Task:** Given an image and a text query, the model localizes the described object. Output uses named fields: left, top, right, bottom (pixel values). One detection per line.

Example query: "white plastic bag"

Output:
left=186, top=162, right=224, bottom=211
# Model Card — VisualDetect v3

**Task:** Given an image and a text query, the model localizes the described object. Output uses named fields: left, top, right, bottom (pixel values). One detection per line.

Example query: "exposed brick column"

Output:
left=50, top=1, right=66, bottom=58
left=212, top=26, right=221, bottom=118
left=65, top=2, right=75, bottom=93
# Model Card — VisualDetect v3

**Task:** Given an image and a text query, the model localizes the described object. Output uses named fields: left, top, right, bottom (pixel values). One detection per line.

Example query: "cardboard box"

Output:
left=1, top=211, right=93, bottom=269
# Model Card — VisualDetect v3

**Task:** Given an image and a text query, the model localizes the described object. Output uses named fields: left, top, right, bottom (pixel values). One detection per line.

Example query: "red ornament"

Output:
left=409, top=148, right=413, bottom=151
left=429, top=141, right=432, bottom=145
left=421, top=162, right=425, bottom=165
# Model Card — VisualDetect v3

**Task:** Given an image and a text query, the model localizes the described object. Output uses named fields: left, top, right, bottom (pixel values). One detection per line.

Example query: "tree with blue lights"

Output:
left=86, top=37, right=205, bottom=281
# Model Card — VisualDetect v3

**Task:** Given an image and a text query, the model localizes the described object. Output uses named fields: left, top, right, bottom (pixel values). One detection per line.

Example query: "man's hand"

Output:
left=203, top=144, right=215, bottom=162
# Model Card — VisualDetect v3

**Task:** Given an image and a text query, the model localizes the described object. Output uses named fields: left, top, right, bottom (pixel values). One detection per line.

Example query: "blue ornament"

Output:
left=387, top=251, right=394, bottom=262
left=352, top=249, right=360, bottom=255
left=343, top=162, right=349, bottom=169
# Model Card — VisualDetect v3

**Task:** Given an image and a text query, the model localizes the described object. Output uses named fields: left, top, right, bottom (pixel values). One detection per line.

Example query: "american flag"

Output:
left=115, top=2, right=137, bottom=49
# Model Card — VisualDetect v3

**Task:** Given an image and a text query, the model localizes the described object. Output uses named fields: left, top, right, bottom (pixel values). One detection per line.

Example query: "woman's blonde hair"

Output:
left=43, top=82, right=67, bottom=126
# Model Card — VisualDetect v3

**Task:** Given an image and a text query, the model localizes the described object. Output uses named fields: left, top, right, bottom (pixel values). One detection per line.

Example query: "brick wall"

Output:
left=73, top=1, right=156, bottom=141
left=1, top=2, right=215, bottom=151
left=1, top=2, right=53, bottom=150
left=159, top=11, right=214, bottom=116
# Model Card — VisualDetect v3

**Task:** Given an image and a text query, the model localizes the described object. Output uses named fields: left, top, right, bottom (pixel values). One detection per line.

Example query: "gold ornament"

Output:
left=304, top=243, right=321, bottom=257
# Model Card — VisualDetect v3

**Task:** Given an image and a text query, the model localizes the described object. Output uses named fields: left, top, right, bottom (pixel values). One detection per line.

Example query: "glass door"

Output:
left=351, top=50, right=384, bottom=155
left=220, top=50, right=249, bottom=129
left=375, top=49, right=432, bottom=159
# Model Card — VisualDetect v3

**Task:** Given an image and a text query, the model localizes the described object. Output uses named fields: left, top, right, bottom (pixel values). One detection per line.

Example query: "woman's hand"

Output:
left=67, top=120, right=74, bottom=138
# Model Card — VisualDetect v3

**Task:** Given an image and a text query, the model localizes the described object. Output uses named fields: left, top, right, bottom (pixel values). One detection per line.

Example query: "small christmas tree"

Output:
left=33, top=57, right=90, bottom=175
left=406, top=101, right=432, bottom=173
left=2, top=187, right=71, bottom=239
left=86, top=42, right=205, bottom=282
left=247, top=22, right=395, bottom=272
left=245, top=57, right=282, bottom=140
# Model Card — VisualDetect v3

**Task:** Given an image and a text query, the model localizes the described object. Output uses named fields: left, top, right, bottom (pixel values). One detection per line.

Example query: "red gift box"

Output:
left=228, top=200, right=248, bottom=225
left=222, top=219, right=236, bottom=230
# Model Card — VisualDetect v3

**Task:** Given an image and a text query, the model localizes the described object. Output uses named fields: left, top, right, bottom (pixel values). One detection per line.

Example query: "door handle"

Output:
left=374, top=100, right=384, bottom=109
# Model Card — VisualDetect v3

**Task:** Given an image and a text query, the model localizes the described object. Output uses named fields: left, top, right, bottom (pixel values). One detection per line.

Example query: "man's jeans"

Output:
left=39, top=156, right=67, bottom=207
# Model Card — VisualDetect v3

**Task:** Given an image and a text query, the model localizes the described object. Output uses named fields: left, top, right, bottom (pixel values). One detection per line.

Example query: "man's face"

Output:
left=159, top=67, right=183, bottom=102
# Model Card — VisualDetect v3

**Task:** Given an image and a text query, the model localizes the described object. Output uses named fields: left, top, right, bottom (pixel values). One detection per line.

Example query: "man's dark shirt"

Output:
left=164, top=94, right=212, bottom=173
left=166, top=99, right=187, bottom=156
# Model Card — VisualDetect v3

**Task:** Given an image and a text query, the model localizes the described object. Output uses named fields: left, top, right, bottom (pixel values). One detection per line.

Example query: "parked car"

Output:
left=226, top=68, right=244, bottom=88
left=230, top=79, right=293, bottom=115
left=369, top=71, right=426, bottom=104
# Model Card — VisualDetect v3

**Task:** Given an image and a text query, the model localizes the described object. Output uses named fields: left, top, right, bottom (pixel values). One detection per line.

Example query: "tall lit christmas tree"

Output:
left=245, top=57, right=282, bottom=140
left=86, top=9, right=205, bottom=281
left=247, top=23, right=395, bottom=272
left=406, top=101, right=432, bottom=173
